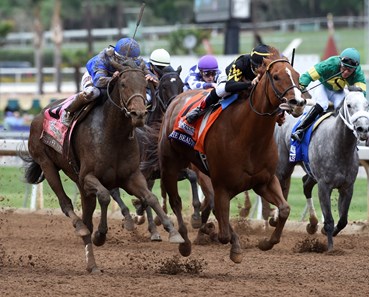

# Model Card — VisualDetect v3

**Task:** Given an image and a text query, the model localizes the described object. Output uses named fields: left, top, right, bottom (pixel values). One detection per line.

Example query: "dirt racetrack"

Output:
left=1, top=208, right=369, bottom=297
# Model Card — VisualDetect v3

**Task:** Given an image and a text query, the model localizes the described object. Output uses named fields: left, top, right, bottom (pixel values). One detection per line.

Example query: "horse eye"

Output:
left=273, top=74, right=279, bottom=80
left=347, top=103, right=351, bottom=108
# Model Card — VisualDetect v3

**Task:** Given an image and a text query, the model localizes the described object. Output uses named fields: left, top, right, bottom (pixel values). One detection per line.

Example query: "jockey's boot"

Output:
left=186, top=89, right=221, bottom=124
left=291, top=104, right=324, bottom=142
left=61, top=87, right=100, bottom=127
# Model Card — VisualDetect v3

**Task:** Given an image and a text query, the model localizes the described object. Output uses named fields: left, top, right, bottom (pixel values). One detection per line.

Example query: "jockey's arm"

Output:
left=224, top=80, right=251, bottom=93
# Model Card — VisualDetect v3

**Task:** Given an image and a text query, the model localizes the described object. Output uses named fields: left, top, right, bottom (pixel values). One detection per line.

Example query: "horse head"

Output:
left=157, top=66, right=184, bottom=110
left=256, top=53, right=306, bottom=118
left=340, top=90, right=369, bottom=141
left=108, top=59, right=148, bottom=127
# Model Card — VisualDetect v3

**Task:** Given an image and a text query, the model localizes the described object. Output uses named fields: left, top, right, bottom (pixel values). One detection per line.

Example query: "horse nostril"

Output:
left=288, top=99, right=297, bottom=106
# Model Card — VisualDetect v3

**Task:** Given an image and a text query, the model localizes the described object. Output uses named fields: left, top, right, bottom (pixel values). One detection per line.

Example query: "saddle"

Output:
left=169, top=92, right=239, bottom=154
left=41, top=95, right=97, bottom=158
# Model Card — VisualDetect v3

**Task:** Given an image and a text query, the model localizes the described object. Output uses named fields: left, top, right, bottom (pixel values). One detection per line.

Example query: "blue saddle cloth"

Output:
left=289, top=118, right=316, bottom=175
left=220, top=93, right=238, bottom=109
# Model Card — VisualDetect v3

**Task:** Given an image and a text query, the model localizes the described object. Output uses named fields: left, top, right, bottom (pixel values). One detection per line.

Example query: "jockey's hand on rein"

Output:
left=251, top=74, right=260, bottom=86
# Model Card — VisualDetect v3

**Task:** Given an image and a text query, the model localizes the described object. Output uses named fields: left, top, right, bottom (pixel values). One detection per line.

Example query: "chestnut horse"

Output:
left=158, top=50, right=306, bottom=263
left=22, top=60, right=183, bottom=273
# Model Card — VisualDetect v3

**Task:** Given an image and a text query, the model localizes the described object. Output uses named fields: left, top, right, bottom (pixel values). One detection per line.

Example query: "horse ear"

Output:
left=176, top=65, right=182, bottom=75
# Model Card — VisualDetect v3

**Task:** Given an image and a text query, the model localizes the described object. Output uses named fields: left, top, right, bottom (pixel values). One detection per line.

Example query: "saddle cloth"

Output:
left=169, top=91, right=239, bottom=154
left=41, top=95, right=76, bottom=155
left=289, top=112, right=332, bottom=175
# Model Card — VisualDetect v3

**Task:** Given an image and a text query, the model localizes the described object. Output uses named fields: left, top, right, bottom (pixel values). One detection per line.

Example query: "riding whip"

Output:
left=124, top=2, right=145, bottom=59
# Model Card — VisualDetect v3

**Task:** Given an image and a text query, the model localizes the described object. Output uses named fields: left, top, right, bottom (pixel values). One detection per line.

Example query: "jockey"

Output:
left=183, top=55, right=220, bottom=91
left=291, top=47, right=367, bottom=142
left=186, top=44, right=272, bottom=124
left=61, top=37, right=154, bottom=126
left=145, top=48, right=173, bottom=103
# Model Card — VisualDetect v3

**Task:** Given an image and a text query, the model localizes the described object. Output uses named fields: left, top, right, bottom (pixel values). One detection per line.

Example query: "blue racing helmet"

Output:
left=114, top=37, right=141, bottom=59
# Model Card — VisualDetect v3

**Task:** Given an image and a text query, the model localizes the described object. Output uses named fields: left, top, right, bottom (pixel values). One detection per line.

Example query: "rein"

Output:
left=339, top=96, right=369, bottom=139
left=249, top=59, right=299, bottom=116
left=106, top=68, right=146, bottom=117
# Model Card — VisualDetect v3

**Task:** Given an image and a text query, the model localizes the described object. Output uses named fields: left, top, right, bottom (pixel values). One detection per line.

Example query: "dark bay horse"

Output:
left=275, top=90, right=369, bottom=250
left=22, top=60, right=184, bottom=273
left=157, top=50, right=306, bottom=263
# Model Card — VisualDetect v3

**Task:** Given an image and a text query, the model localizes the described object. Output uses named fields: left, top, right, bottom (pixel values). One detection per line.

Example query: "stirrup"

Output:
left=61, top=111, right=72, bottom=127
left=291, top=130, right=303, bottom=142
left=186, top=107, right=204, bottom=124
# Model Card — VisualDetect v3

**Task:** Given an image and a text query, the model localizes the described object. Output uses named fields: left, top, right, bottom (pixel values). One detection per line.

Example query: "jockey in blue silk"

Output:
left=183, top=55, right=220, bottom=91
left=291, top=47, right=367, bottom=142
left=145, top=48, right=173, bottom=103
left=61, top=37, right=155, bottom=126
left=186, top=44, right=273, bottom=124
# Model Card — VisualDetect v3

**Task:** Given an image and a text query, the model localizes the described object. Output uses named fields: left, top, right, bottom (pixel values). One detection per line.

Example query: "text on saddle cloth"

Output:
left=169, top=92, right=239, bottom=154
left=41, top=95, right=75, bottom=154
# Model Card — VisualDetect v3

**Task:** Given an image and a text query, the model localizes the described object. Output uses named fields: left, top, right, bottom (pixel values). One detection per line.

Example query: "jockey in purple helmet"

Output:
left=61, top=37, right=155, bottom=126
left=186, top=44, right=273, bottom=123
left=183, top=55, right=221, bottom=91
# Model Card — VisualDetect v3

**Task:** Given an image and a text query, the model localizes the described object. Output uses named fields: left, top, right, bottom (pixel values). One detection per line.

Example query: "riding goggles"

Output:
left=341, top=57, right=359, bottom=69
left=201, top=70, right=217, bottom=78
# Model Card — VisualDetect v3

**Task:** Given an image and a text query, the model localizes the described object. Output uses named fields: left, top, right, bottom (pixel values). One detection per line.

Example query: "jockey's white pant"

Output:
left=311, top=83, right=345, bottom=111
left=80, top=72, right=100, bottom=100
left=214, top=73, right=230, bottom=98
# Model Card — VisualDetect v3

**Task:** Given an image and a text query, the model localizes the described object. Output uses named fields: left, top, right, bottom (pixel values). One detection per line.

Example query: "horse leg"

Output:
left=254, top=175, right=290, bottom=251
left=333, top=186, right=354, bottom=237
left=239, top=191, right=252, bottom=218
left=125, top=170, right=184, bottom=244
left=317, top=184, right=334, bottom=251
left=40, top=161, right=90, bottom=237
left=83, top=174, right=111, bottom=247
left=184, top=168, right=202, bottom=229
left=110, top=188, right=135, bottom=231
left=160, top=164, right=191, bottom=256
left=302, top=175, right=319, bottom=234
left=145, top=206, right=162, bottom=241
left=79, top=189, right=101, bottom=273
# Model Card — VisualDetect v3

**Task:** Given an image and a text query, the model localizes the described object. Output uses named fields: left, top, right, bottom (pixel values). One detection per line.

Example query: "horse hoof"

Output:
left=74, top=221, right=91, bottom=237
left=230, top=249, right=243, bottom=263
left=200, top=222, right=216, bottom=235
left=258, top=238, right=274, bottom=251
left=154, top=216, right=162, bottom=226
left=191, top=214, right=202, bottom=229
left=150, top=233, right=162, bottom=242
left=269, top=217, right=277, bottom=227
left=134, top=215, right=145, bottom=225
left=88, top=266, right=103, bottom=274
left=179, top=242, right=191, bottom=257
left=168, top=230, right=185, bottom=243
left=306, top=223, right=318, bottom=235
left=93, top=231, right=106, bottom=246
left=123, top=218, right=135, bottom=231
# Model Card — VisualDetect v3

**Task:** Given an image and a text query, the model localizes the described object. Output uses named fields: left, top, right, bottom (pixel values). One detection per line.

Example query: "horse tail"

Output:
left=20, top=152, right=45, bottom=184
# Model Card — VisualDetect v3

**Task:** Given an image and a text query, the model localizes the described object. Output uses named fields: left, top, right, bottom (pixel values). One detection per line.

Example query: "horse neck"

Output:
left=332, top=112, right=358, bottom=154
left=100, top=95, right=134, bottom=140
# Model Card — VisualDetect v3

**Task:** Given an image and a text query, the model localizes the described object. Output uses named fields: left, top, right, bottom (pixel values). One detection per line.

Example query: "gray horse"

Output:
left=275, top=90, right=369, bottom=251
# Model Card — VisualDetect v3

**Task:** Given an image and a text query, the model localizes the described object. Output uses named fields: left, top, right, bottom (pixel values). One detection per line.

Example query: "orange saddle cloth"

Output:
left=169, top=91, right=222, bottom=154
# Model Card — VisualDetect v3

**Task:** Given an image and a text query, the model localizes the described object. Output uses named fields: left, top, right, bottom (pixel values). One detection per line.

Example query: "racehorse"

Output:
left=109, top=66, right=202, bottom=240
left=157, top=48, right=306, bottom=263
left=275, top=89, right=369, bottom=251
left=22, top=59, right=184, bottom=273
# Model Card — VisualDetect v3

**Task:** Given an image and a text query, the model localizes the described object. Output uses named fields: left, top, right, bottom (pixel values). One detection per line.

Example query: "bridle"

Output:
left=106, top=68, right=146, bottom=118
left=148, top=72, right=181, bottom=113
left=249, top=59, right=300, bottom=116
left=339, top=93, right=369, bottom=139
